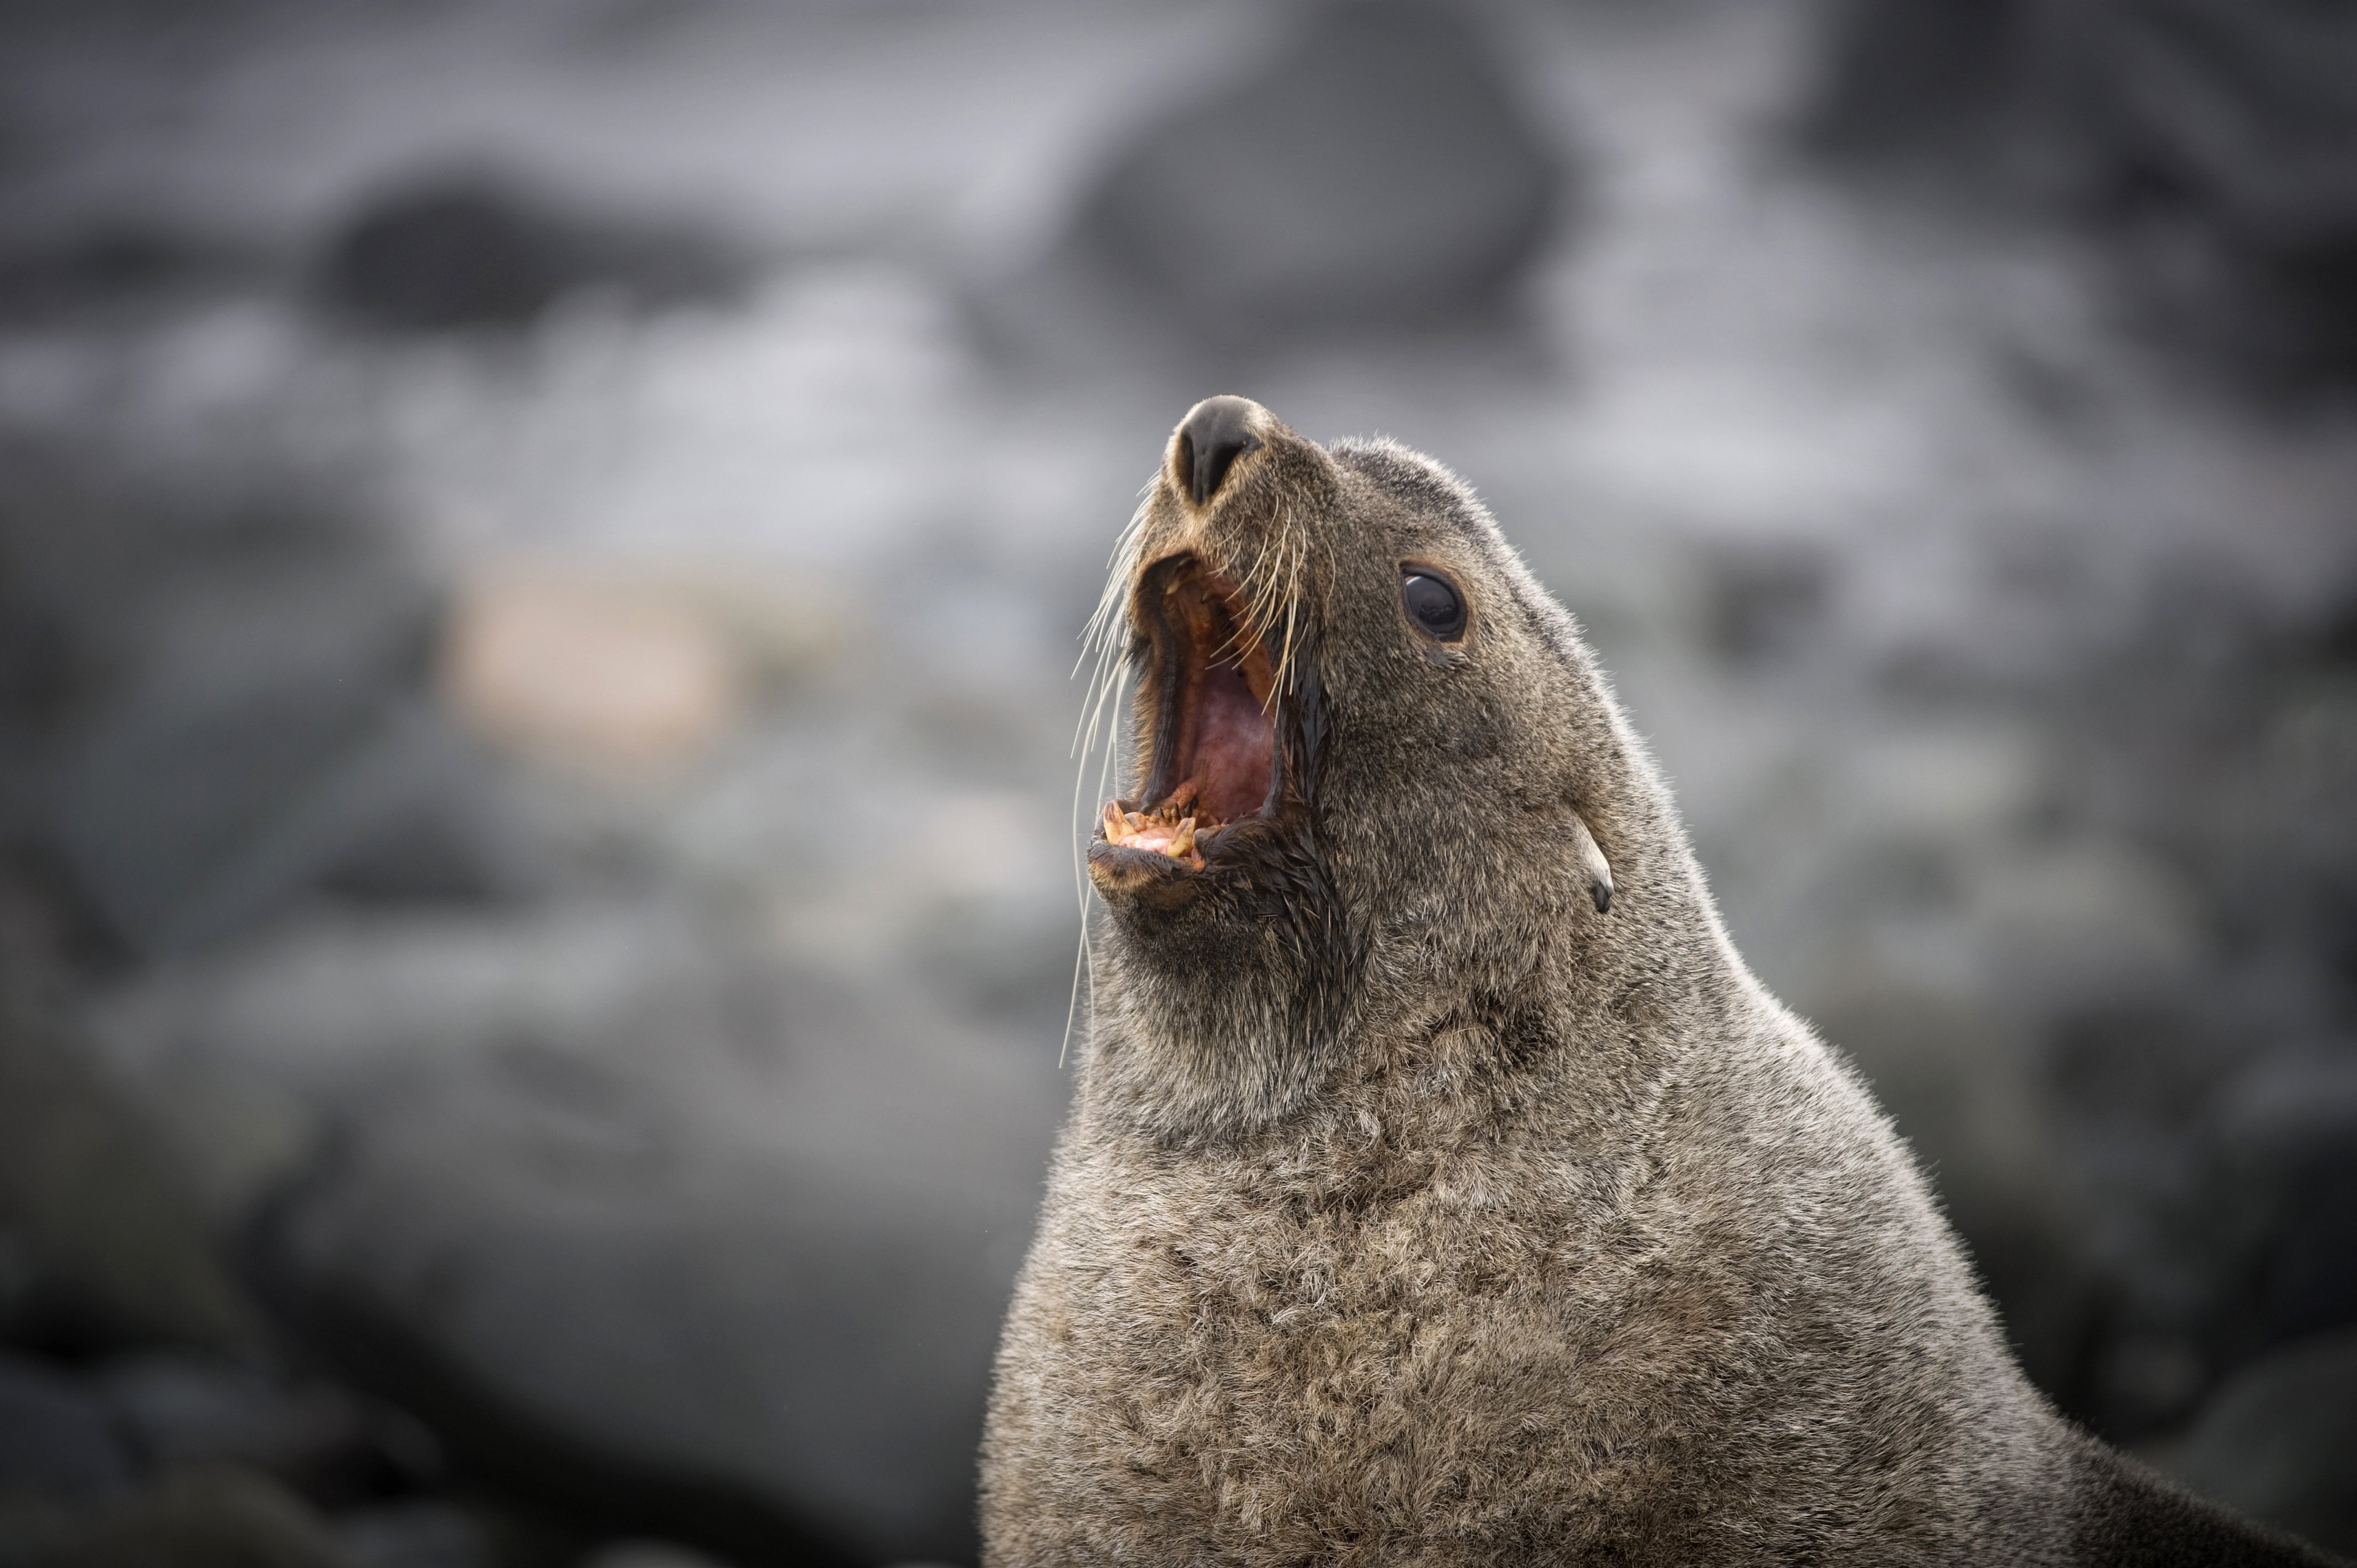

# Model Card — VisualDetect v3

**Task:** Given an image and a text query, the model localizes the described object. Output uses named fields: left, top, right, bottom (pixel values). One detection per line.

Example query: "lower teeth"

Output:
left=1103, top=801, right=1205, bottom=859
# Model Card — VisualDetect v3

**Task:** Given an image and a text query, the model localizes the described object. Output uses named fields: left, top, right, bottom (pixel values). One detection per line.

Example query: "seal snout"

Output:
left=1174, top=395, right=1264, bottom=508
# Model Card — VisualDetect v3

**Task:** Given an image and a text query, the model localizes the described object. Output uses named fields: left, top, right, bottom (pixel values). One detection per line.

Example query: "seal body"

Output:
left=980, top=399, right=2337, bottom=1566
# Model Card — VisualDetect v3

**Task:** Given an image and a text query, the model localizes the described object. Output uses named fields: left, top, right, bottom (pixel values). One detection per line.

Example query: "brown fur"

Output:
left=979, top=400, right=2339, bottom=1566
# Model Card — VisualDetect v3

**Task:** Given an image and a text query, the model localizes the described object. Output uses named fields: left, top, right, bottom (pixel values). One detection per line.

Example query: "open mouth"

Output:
left=1097, top=555, right=1279, bottom=874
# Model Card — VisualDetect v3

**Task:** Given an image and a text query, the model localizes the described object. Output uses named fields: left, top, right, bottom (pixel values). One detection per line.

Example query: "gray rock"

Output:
left=334, top=1502, right=491, bottom=1568
left=0, top=1464, right=349, bottom=1568
left=97, top=1356, right=438, bottom=1504
left=0, top=219, right=259, bottom=328
left=0, top=1013, right=257, bottom=1355
left=315, top=174, right=750, bottom=333
left=1801, top=0, right=2357, bottom=380
left=2054, top=0, right=2357, bottom=378
left=0, top=441, right=527, bottom=957
left=1798, top=0, right=2031, bottom=161
left=2148, top=1328, right=2357, bottom=1555
left=95, top=901, right=1067, bottom=1566
left=577, top=1541, right=726, bottom=1568
left=0, top=1353, right=136, bottom=1499
left=60, top=694, right=514, bottom=958
left=1052, top=0, right=1563, bottom=344
left=99, top=1359, right=296, bottom=1471
left=2213, top=1058, right=2357, bottom=1353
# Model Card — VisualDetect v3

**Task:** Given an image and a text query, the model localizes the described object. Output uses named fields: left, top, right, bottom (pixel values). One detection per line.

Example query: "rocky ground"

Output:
left=1, top=1, right=2353, bottom=1564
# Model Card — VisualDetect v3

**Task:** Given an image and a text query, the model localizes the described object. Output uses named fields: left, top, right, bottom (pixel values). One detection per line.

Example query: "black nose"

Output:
left=1177, top=396, right=1262, bottom=507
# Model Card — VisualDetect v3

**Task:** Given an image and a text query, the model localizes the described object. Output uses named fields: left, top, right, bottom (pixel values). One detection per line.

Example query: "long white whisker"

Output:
left=1062, top=488, right=1149, bottom=1069
left=1064, top=661, right=1129, bottom=1067
left=1263, top=508, right=1304, bottom=712
left=1059, top=925, right=1087, bottom=1070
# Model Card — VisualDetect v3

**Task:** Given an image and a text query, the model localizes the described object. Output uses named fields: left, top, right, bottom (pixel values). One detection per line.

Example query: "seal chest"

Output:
left=979, top=399, right=2338, bottom=1567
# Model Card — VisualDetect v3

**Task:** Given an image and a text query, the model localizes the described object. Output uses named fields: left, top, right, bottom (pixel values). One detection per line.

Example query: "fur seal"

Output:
left=980, top=396, right=2340, bottom=1566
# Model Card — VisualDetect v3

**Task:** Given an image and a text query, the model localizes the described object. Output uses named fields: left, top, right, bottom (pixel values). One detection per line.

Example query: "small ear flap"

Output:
left=1568, top=811, right=1613, bottom=915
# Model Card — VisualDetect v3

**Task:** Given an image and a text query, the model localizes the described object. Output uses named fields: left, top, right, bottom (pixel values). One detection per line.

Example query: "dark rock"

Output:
left=0, top=1464, right=349, bottom=1568
left=2055, top=1, right=2357, bottom=380
left=316, top=175, right=749, bottom=333
left=2256, top=1143, right=2357, bottom=1348
left=2211, top=1059, right=2357, bottom=1358
left=1798, top=0, right=2034, bottom=163
left=1046, top=0, right=1563, bottom=345
left=0, top=221, right=257, bottom=327
left=0, top=1015, right=257, bottom=1356
left=54, top=693, right=517, bottom=956
left=576, top=1541, right=730, bottom=1568
left=96, top=904, right=1066, bottom=1568
left=333, top=1502, right=492, bottom=1568
left=98, top=1356, right=440, bottom=1508
left=0, top=1229, right=40, bottom=1342
left=0, top=441, right=527, bottom=956
left=1702, top=544, right=1834, bottom=667
left=0, top=1352, right=136, bottom=1499
left=2147, top=1327, right=2357, bottom=1555
left=1939, top=562, right=2357, bottom=1442
left=1800, top=0, right=2357, bottom=383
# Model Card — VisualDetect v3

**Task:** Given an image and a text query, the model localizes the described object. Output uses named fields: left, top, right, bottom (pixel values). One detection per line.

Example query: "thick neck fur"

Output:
left=1082, top=726, right=1747, bottom=1159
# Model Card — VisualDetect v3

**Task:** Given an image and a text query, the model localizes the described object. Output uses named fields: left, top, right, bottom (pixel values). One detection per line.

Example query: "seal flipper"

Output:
left=1568, top=811, right=1613, bottom=915
left=2068, top=1436, right=2346, bottom=1566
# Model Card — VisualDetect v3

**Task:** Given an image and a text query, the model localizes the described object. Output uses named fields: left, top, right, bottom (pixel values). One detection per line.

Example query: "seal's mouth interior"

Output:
left=1102, top=556, right=1277, bottom=869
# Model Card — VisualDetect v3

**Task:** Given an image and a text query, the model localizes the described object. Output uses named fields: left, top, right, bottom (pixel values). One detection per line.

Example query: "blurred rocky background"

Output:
left=0, top=0, right=2351, bottom=1563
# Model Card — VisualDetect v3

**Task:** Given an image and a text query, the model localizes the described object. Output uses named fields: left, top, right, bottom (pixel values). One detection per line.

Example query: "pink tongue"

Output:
left=1190, top=661, right=1270, bottom=824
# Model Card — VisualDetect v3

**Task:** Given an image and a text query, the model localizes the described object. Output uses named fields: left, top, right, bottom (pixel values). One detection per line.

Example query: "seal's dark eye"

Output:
left=1402, top=570, right=1465, bottom=641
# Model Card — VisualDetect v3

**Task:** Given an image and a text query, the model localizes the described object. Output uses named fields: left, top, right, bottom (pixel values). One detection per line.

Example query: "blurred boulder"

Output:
left=576, top=1541, right=728, bottom=1568
left=98, top=1356, right=438, bottom=1509
left=2211, top=1058, right=2357, bottom=1356
left=2148, top=1327, right=2357, bottom=1555
left=316, top=176, right=750, bottom=333
left=92, top=902, right=1067, bottom=1567
left=0, top=441, right=526, bottom=956
left=333, top=1502, right=492, bottom=1568
left=1800, top=0, right=2357, bottom=381
left=54, top=692, right=512, bottom=957
left=1702, top=544, right=1833, bottom=668
left=0, top=1464, right=348, bottom=1568
left=993, top=0, right=1564, bottom=357
left=2052, top=0, right=2357, bottom=378
left=46, top=539, right=474, bottom=955
left=0, top=1352, right=136, bottom=1499
left=1923, top=564, right=2357, bottom=1439
left=1799, top=0, right=2026, bottom=162
left=0, top=1010, right=258, bottom=1356
left=0, top=220, right=256, bottom=328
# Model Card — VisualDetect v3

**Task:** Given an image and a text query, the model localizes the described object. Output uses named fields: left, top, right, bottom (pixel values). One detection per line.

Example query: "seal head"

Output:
left=1083, top=394, right=1630, bottom=1141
